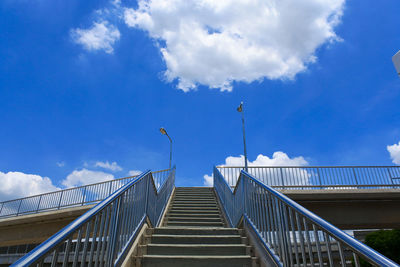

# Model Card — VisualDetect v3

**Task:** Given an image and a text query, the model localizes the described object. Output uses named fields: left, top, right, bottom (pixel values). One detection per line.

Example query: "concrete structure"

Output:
left=282, top=188, right=400, bottom=229
left=0, top=205, right=93, bottom=247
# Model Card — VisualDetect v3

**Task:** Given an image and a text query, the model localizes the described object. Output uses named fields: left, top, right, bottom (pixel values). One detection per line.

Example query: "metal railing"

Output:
left=0, top=170, right=169, bottom=219
left=214, top=167, right=399, bottom=267
left=11, top=167, right=175, bottom=267
left=216, top=166, right=400, bottom=189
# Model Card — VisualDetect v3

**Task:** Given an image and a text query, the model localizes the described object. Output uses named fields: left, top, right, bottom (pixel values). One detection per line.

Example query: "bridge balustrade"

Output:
left=214, top=167, right=400, bottom=267
left=217, top=166, right=400, bottom=189
left=10, top=167, right=175, bottom=267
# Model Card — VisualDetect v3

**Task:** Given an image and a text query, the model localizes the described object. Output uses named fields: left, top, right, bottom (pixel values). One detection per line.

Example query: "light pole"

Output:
left=160, top=127, right=172, bottom=169
left=393, top=50, right=400, bottom=76
left=237, top=101, right=248, bottom=172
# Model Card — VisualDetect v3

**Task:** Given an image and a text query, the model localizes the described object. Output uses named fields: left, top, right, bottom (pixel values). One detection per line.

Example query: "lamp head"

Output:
left=237, top=101, right=243, bottom=112
left=159, top=127, right=167, bottom=135
left=393, top=50, right=400, bottom=76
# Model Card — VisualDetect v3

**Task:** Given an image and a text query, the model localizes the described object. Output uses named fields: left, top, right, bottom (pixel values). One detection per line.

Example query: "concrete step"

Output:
left=169, top=206, right=219, bottom=210
left=171, top=203, right=217, bottom=208
left=146, top=234, right=243, bottom=244
left=172, top=202, right=218, bottom=206
left=173, top=199, right=217, bottom=203
left=167, top=211, right=220, bottom=215
left=165, top=221, right=224, bottom=227
left=173, top=198, right=216, bottom=202
left=174, top=196, right=215, bottom=199
left=141, top=244, right=250, bottom=256
left=174, top=195, right=215, bottom=198
left=166, top=217, right=223, bottom=223
left=140, top=255, right=254, bottom=267
left=166, top=215, right=221, bottom=218
left=150, top=227, right=241, bottom=235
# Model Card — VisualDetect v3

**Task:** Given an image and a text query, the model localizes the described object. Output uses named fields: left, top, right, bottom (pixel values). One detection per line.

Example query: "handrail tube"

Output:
left=241, top=170, right=399, bottom=267
left=12, top=170, right=152, bottom=266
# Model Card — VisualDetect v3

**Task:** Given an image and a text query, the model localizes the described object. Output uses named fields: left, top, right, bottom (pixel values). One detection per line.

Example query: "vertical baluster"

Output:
left=282, top=204, right=293, bottom=266
left=62, top=238, right=72, bottom=267
left=295, top=213, right=307, bottom=266
left=72, top=228, right=83, bottom=267
left=99, top=207, right=112, bottom=267
left=80, top=221, right=92, bottom=267
left=95, top=209, right=107, bottom=267
left=288, top=207, right=300, bottom=267
left=324, top=232, right=334, bottom=267
left=50, top=246, right=59, bottom=267
left=337, top=241, right=346, bottom=267
left=312, top=224, right=323, bottom=267
left=303, top=217, right=314, bottom=265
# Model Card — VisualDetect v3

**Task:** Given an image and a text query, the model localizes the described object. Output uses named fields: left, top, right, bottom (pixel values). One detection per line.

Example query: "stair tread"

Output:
left=142, top=255, right=252, bottom=259
left=141, top=243, right=250, bottom=248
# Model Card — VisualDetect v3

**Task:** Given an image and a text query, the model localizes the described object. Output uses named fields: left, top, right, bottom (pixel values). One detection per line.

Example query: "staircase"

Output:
left=136, top=187, right=258, bottom=267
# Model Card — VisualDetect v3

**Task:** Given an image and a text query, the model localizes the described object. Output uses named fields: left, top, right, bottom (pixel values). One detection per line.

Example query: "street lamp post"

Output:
left=159, top=127, right=172, bottom=169
left=237, top=101, right=248, bottom=172
left=393, top=50, right=400, bottom=76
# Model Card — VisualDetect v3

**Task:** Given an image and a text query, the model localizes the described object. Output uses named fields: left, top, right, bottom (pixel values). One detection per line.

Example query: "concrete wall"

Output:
left=282, top=189, right=400, bottom=229
left=0, top=205, right=93, bottom=246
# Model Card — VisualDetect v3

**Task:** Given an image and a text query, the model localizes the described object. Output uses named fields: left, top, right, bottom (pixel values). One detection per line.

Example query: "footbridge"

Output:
left=0, top=166, right=399, bottom=266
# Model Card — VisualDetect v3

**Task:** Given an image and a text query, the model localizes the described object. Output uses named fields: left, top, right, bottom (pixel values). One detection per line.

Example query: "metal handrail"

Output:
left=11, top=167, right=175, bottom=266
left=216, top=166, right=400, bottom=189
left=214, top=167, right=399, bottom=267
left=0, top=169, right=170, bottom=219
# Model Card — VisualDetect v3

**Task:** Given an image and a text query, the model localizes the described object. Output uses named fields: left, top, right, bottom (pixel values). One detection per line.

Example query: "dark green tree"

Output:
left=359, top=229, right=400, bottom=266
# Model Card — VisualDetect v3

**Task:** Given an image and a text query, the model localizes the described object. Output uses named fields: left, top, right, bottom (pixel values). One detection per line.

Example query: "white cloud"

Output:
left=124, top=0, right=345, bottom=91
left=128, top=170, right=142, bottom=176
left=71, top=21, right=120, bottom=54
left=95, top=161, right=123, bottom=172
left=203, top=174, right=213, bottom=187
left=0, top=171, right=59, bottom=201
left=205, top=152, right=309, bottom=186
left=62, top=169, right=115, bottom=188
left=387, top=142, right=400, bottom=165
left=56, top=161, right=65, bottom=167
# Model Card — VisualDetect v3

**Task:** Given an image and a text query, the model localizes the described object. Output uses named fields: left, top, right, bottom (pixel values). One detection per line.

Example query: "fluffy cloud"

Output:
left=62, top=169, right=115, bottom=188
left=204, top=152, right=309, bottom=186
left=128, top=170, right=142, bottom=176
left=203, top=174, right=213, bottom=187
left=71, top=21, right=120, bottom=54
left=95, top=161, right=123, bottom=172
left=387, top=142, right=400, bottom=165
left=124, top=0, right=345, bottom=91
left=0, top=171, right=59, bottom=201
left=56, top=161, right=65, bottom=167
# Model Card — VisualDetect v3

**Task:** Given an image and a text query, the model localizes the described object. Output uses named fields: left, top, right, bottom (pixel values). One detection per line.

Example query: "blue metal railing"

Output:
left=217, top=166, right=400, bottom=189
left=0, top=170, right=170, bottom=219
left=11, top=167, right=175, bottom=267
left=214, top=167, right=399, bottom=267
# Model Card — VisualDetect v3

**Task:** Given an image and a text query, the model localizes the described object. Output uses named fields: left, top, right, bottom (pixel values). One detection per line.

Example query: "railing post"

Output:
left=387, top=167, right=395, bottom=189
left=16, top=199, right=23, bottom=215
left=81, top=186, right=87, bottom=205
left=0, top=202, right=4, bottom=216
left=57, top=191, right=64, bottom=209
left=36, top=195, right=42, bottom=213
left=352, top=168, right=359, bottom=188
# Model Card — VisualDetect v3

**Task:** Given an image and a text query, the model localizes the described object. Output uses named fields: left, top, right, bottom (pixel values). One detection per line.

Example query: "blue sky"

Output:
left=1, top=0, right=400, bottom=200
